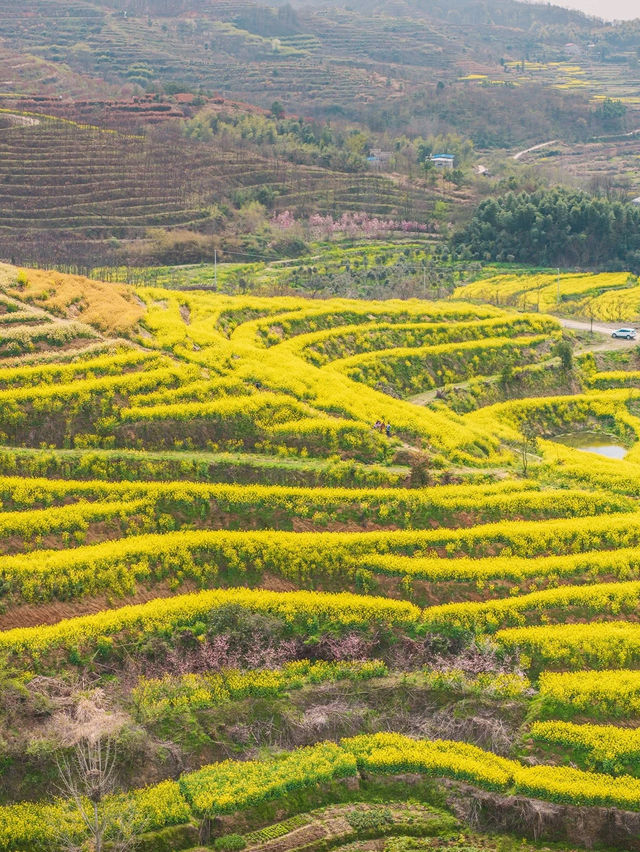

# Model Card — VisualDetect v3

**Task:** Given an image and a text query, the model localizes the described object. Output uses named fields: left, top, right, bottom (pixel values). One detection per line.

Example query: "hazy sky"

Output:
left=552, top=0, right=639, bottom=20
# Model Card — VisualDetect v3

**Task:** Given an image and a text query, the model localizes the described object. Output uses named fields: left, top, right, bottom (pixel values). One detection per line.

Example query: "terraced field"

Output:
left=5, top=263, right=640, bottom=850
left=0, top=0, right=461, bottom=112
left=0, top=0, right=629, bottom=125
left=455, top=269, right=640, bottom=320
left=0, top=113, right=437, bottom=267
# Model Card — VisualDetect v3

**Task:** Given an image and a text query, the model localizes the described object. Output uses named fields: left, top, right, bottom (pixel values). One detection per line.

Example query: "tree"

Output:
left=553, top=339, right=574, bottom=372
left=519, top=420, right=538, bottom=477
left=345, top=131, right=370, bottom=157
left=51, top=691, right=146, bottom=852
left=55, top=737, right=146, bottom=852
left=270, top=101, right=285, bottom=119
left=453, top=188, right=640, bottom=272
left=595, top=97, right=627, bottom=132
left=446, top=168, right=465, bottom=187
left=416, top=142, right=432, bottom=164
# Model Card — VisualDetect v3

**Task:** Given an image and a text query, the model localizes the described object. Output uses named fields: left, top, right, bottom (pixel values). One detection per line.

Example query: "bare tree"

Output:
left=51, top=692, right=146, bottom=852
left=56, top=738, right=118, bottom=852
left=55, top=737, right=147, bottom=852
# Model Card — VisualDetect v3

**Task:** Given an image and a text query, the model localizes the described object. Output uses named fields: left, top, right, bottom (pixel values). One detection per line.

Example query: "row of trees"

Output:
left=454, top=188, right=640, bottom=272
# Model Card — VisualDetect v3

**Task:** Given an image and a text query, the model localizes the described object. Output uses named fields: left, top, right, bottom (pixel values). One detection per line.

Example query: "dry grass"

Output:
left=1, top=264, right=145, bottom=335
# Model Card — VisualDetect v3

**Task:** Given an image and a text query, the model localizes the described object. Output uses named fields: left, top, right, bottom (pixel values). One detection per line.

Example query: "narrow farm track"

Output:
left=558, top=317, right=627, bottom=335
left=408, top=357, right=564, bottom=407
left=512, top=139, right=558, bottom=160
left=408, top=374, right=499, bottom=406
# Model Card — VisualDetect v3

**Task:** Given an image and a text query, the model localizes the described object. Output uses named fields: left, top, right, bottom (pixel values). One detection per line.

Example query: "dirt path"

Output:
left=407, top=320, right=636, bottom=409
left=513, top=139, right=558, bottom=160
left=408, top=374, right=497, bottom=406
left=0, top=581, right=193, bottom=631
left=558, top=317, right=640, bottom=354
left=408, top=357, right=564, bottom=407
left=591, top=127, right=640, bottom=141
left=557, top=317, right=626, bottom=336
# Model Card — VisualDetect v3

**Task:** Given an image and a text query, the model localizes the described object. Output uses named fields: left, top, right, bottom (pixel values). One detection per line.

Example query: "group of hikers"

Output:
left=374, top=419, right=392, bottom=437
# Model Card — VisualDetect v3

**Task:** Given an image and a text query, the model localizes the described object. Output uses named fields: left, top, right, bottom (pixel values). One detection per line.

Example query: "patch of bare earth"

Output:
left=0, top=580, right=197, bottom=630
left=260, top=572, right=299, bottom=592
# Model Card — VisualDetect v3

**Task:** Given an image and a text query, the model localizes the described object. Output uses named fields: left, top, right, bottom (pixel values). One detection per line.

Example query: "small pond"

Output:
left=553, top=431, right=628, bottom=460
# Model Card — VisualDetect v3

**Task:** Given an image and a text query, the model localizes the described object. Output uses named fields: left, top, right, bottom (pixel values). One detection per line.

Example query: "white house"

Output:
left=430, top=153, right=455, bottom=169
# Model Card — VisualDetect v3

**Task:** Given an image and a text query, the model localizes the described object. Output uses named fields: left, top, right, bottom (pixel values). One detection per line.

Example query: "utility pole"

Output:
left=214, top=249, right=218, bottom=290
left=557, top=267, right=560, bottom=304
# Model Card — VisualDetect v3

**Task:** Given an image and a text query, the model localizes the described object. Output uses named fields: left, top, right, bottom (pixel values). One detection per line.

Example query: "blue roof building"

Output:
left=430, top=153, right=455, bottom=168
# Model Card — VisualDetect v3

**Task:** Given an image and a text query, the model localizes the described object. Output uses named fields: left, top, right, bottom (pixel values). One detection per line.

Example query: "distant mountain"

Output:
left=1, top=0, right=636, bottom=124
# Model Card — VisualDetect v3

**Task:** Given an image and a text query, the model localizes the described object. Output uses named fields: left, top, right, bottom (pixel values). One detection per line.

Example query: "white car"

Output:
left=611, top=328, right=637, bottom=339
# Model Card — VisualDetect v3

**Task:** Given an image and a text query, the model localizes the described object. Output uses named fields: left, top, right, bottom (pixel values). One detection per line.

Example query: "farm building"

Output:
left=430, top=153, right=455, bottom=168
left=367, top=148, right=392, bottom=168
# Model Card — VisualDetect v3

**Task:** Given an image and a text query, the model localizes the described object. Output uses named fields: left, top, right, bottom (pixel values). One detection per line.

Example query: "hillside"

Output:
left=2, top=0, right=638, bottom=135
left=0, top=0, right=637, bottom=267
left=0, top=263, right=639, bottom=848
left=0, top=110, right=450, bottom=268
left=6, top=0, right=640, bottom=848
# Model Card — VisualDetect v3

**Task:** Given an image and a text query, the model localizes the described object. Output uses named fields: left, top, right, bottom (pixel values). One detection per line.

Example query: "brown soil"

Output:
left=251, top=824, right=327, bottom=852
left=0, top=580, right=197, bottom=631
left=260, top=572, right=299, bottom=592
left=292, top=518, right=400, bottom=533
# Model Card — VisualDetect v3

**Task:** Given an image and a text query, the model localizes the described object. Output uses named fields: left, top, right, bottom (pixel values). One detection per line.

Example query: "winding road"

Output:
left=513, top=139, right=558, bottom=160
left=558, top=317, right=617, bottom=335
left=557, top=317, right=638, bottom=337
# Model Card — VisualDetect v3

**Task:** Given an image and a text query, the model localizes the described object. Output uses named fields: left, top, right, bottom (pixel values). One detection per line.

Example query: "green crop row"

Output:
left=6, top=733, right=640, bottom=850
left=297, top=314, right=559, bottom=367
left=6, top=576, right=640, bottom=675
left=336, top=335, right=553, bottom=396
left=0, top=588, right=421, bottom=671
left=361, top=546, right=640, bottom=584
left=250, top=301, right=502, bottom=348
left=0, top=348, right=161, bottom=390
left=0, top=447, right=409, bottom=489
left=1, top=505, right=639, bottom=604
left=3, top=500, right=640, bottom=603
left=538, top=669, right=640, bottom=719
left=133, top=659, right=388, bottom=724
left=423, top=579, right=640, bottom=637
left=0, top=475, right=621, bottom=536
left=0, top=497, right=150, bottom=547
left=531, top=719, right=640, bottom=775
left=498, top=621, right=640, bottom=672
